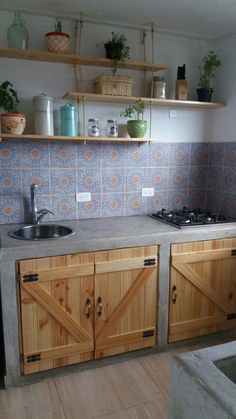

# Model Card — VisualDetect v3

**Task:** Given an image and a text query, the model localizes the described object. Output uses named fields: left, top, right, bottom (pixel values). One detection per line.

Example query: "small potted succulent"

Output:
left=197, top=50, right=221, bottom=102
left=0, top=81, right=26, bottom=135
left=45, top=18, right=70, bottom=54
left=121, top=100, right=147, bottom=138
left=104, top=32, right=130, bottom=75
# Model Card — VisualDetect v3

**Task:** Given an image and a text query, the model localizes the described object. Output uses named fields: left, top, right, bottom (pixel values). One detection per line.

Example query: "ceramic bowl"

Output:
left=1, top=113, right=26, bottom=135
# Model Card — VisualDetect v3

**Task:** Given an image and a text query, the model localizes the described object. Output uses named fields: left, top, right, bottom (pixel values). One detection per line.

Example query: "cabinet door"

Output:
left=94, top=246, right=158, bottom=359
left=18, top=252, right=95, bottom=374
left=169, top=238, right=236, bottom=343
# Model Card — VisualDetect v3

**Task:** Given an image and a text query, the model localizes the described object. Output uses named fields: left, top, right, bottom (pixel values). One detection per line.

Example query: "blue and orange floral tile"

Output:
left=148, top=143, right=170, bottom=167
left=102, top=168, right=124, bottom=193
left=77, top=143, right=101, bottom=167
left=77, top=194, right=102, bottom=219
left=0, top=140, right=21, bottom=168
left=224, top=143, right=236, bottom=167
left=222, top=167, right=236, bottom=193
left=207, top=167, right=223, bottom=190
left=169, top=166, right=189, bottom=190
left=126, top=168, right=148, bottom=192
left=52, top=194, right=76, bottom=220
left=102, top=193, right=124, bottom=217
left=77, top=168, right=102, bottom=193
left=0, top=169, right=21, bottom=196
left=125, top=192, right=147, bottom=215
left=189, top=166, right=207, bottom=189
left=190, top=143, right=209, bottom=166
left=148, top=168, right=169, bottom=190
left=147, top=192, right=169, bottom=213
left=102, top=143, right=125, bottom=167
left=205, top=190, right=222, bottom=213
left=209, top=143, right=224, bottom=166
left=0, top=197, right=23, bottom=224
left=188, top=189, right=206, bottom=210
left=51, top=168, right=76, bottom=194
left=21, top=140, right=49, bottom=168
left=22, top=169, right=50, bottom=195
left=168, top=190, right=188, bottom=209
left=50, top=141, right=76, bottom=168
left=125, top=143, right=148, bottom=167
left=220, top=192, right=236, bottom=219
left=170, top=143, right=190, bottom=166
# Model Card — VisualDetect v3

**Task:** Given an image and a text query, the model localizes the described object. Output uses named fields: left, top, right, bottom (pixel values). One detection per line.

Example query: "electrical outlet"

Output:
left=76, top=192, right=91, bottom=202
left=141, top=188, right=155, bottom=197
left=169, top=109, right=182, bottom=119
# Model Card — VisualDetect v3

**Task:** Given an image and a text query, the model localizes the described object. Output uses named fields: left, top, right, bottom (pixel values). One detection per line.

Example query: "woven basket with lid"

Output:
left=93, top=75, right=134, bottom=96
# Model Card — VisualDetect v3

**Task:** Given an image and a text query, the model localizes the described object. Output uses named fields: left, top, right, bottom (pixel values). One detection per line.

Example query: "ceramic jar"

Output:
left=45, top=32, right=70, bottom=54
left=1, top=113, right=26, bottom=135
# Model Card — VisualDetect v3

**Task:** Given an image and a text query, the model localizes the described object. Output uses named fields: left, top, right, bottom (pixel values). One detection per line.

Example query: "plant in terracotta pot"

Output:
left=104, top=32, right=130, bottom=75
left=197, top=50, right=221, bottom=102
left=0, top=81, right=26, bottom=135
left=121, top=100, right=147, bottom=138
left=45, top=18, right=70, bottom=54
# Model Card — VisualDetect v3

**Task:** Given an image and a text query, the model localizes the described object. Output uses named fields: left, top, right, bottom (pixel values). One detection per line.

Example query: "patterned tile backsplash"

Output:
left=0, top=140, right=236, bottom=224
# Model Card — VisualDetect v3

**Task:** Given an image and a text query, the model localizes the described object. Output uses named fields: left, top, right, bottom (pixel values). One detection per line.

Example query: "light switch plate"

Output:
left=76, top=192, right=91, bottom=202
left=141, top=188, right=155, bottom=197
left=169, top=109, right=182, bottom=119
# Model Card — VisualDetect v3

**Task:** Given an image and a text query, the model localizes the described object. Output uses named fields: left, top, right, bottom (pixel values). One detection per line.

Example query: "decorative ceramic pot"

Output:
left=1, top=113, right=26, bottom=134
left=45, top=32, right=70, bottom=54
left=127, top=120, right=147, bottom=138
left=196, top=88, right=212, bottom=102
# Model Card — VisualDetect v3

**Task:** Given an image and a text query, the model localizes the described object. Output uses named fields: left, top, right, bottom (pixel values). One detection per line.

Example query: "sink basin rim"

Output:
left=9, top=224, right=74, bottom=240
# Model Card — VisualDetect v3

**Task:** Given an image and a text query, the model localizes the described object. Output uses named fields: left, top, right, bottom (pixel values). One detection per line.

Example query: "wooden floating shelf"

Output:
left=0, top=47, right=167, bottom=72
left=0, top=133, right=149, bottom=143
left=64, top=92, right=226, bottom=109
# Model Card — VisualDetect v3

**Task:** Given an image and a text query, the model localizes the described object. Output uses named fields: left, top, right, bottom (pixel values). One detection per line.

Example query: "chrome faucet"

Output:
left=30, top=184, right=54, bottom=224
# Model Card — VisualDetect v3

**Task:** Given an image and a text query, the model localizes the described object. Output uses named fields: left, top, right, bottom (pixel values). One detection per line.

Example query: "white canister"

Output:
left=151, top=76, right=166, bottom=99
left=33, top=94, right=54, bottom=135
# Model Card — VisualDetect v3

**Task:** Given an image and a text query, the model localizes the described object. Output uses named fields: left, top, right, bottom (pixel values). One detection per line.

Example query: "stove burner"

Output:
left=151, top=207, right=232, bottom=228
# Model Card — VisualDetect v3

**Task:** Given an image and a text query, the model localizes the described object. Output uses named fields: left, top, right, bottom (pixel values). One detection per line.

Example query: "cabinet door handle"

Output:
left=172, top=285, right=177, bottom=304
left=85, top=298, right=91, bottom=318
left=97, top=296, right=103, bottom=317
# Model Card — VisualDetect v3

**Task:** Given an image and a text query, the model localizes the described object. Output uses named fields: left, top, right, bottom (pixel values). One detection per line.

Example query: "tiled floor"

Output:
left=0, top=333, right=235, bottom=419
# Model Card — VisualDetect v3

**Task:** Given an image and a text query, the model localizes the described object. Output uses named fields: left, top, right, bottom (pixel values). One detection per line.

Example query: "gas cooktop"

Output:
left=151, top=207, right=233, bottom=228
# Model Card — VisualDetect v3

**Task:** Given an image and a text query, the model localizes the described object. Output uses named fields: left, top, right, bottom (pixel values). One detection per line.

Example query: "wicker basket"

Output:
left=93, top=75, right=134, bottom=96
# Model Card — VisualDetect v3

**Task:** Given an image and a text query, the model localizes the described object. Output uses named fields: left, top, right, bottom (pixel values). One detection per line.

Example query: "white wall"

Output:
left=211, top=33, right=236, bottom=142
left=0, top=10, right=219, bottom=142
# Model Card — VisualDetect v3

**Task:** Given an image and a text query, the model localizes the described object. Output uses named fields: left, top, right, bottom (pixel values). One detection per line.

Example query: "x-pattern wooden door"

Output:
left=169, top=238, right=236, bottom=343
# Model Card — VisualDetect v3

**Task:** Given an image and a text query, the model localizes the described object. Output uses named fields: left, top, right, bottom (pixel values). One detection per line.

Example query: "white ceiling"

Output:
left=1, top=0, right=236, bottom=39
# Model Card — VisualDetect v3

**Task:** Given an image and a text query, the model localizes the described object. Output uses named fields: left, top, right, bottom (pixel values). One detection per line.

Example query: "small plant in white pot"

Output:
left=121, top=100, right=147, bottom=138
left=45, top=18, right=70, bottom=54
left=0, top=81, right=26, bottom=135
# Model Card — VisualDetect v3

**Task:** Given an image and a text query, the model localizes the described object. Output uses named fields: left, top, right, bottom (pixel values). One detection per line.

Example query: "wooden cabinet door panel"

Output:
left=94, top=246, right=158, bottom=358
left=169, top=239, right=236, bottom=343
left=18, top=252, right=95, bottom=374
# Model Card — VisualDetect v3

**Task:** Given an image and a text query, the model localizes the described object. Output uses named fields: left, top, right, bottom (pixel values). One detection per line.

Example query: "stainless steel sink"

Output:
left=9, top=224, right=74, bottom=240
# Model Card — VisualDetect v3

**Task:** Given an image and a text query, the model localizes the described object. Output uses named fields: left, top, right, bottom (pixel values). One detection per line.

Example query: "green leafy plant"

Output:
left=0, top=81, right=19, bottom=113
left=121, top=100, right=145, bottom=120
left=198, top=50, right=221, bottom=92
left=104, top=32, right=130, bottom=75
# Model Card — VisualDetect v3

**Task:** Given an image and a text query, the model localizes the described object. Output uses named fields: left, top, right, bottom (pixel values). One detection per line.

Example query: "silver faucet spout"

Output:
left=30, top=183, right=54, bottom=224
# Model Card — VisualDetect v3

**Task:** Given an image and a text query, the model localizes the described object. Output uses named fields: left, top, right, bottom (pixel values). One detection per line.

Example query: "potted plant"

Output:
left=45, top=18, right=70, bottom=54
left=0, top=81, right=26, bottom=135
left=121, top=100, right=147, bottom=138
left=197, top=50, right=221, bottom=102
left=104, top=32, right=130, bottom=75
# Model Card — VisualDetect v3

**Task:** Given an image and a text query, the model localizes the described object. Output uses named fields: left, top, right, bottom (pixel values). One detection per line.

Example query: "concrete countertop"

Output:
left=1, top=215, right=236, bottom=259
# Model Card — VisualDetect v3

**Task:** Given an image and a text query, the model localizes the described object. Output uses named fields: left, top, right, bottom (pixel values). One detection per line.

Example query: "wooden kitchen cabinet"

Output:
left=18, top=245, right=158, bottom=374
left=169, top=238, right=236, bottom=343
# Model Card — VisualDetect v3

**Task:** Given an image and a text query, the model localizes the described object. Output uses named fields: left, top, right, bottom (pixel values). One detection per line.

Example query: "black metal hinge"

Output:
left=231, top=249, right=236, bottom=256
left=23, top=274, right=39, bottom=282
left=227, top=313, right=236, bottom=320
left=144, top=258, right=156, bottom=266
left=143, top=330, right=154, bottom=338
left=26, top=354, right=41, bottom=363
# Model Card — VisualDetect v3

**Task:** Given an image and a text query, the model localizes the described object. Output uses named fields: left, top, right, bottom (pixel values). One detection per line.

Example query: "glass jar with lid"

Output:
left=107, top=119, right=118, bottom=137
left=88, top=118, right=100, bottom=137
left=151, top=76, right=166, bottom=99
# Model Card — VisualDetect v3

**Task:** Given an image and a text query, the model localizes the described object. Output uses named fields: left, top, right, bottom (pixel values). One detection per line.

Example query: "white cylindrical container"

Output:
left=151, top=76, right=166, bottom=99
left=33, top=94, right=54, bottom=135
